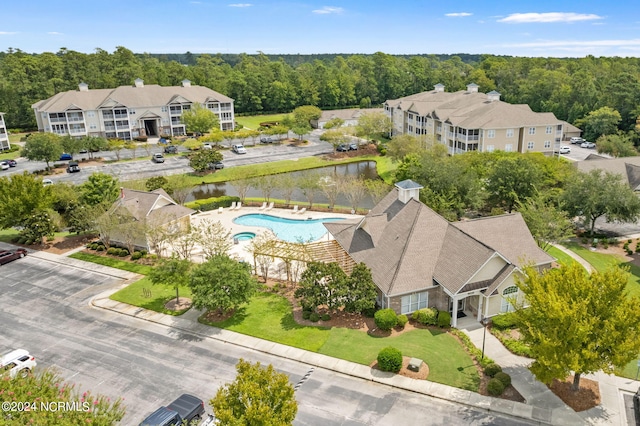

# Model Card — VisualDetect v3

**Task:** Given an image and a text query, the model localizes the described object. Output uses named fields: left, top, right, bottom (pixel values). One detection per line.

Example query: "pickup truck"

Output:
left=139, top=394, right=205, bottom=426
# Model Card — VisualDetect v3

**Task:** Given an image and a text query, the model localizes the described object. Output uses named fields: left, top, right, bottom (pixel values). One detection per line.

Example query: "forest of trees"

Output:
left=2, top=47, right=640, bottom=136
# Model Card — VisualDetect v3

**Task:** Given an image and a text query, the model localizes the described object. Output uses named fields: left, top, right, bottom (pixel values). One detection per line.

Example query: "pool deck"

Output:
left=189, top=205, right=363, bottom=264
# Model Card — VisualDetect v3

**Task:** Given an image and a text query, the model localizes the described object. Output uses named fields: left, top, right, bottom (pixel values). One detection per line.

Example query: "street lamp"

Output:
left=481, top=316, right=489, bottom=361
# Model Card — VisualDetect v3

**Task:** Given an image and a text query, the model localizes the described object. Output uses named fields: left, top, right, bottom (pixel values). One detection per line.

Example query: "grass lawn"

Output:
left=545, top=246, right=579, bottom=267
left=110, top=277, right=192, bottom=316
left=0, top=229, right=75, bottom=244
left=201, top=292, right=479, bottom=391
left=69, top=252, right=154, bottom=275
left=235, top=114, right=288, bottom=130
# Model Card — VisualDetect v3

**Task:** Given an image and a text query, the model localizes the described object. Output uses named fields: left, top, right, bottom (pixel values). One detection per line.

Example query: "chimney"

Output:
left=134, top=78, right=144, bottom=88
left=181, top=79, right=192, bottom=88
left=487, top=90, right=501, bottom=102
left=434, top=83, right=445, bottom=93
left=466, top=83, right=479, bottom=93
left=394, top=180, right=423, bottom=204
left=78, top=82, right=89, bottom=92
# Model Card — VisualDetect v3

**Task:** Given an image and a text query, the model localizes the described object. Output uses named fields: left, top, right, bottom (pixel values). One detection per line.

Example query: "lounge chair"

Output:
left=266, top=202, right=274, bottom=211
left=229, top=201, right=237, bottom=210
left=292, top=205, right=298, bottom=214
left=235, top=202, right=242, bottom=210
left=298, top=207, right=306, bottom=215
left=217, top=207, right=223, bottom=214
left=259, top=202, right=267, bottom=210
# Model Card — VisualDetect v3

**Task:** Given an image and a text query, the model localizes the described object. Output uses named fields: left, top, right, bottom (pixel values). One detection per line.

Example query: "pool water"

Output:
left=233, top=214, right=345, bottom=243
left=233, top=232, right=256, bottom=241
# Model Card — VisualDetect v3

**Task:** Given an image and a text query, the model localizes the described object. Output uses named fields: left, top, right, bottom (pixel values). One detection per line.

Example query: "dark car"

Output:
left=139, top=394, right=205, bottom=426
left=67, top=161, right=80, bottom=173
left=60, top=153, right=73, bottom=161
left=349, top=143, right=358, bottom=151
left=164, top=145, right=178, bottom=154
left=208, top=161, right=224, bottom=170
left=337, top=143, right=349, bottom=152
left=260, top=136, right=273, bottom=143
left=5, top=159, right=16, bottom=167
left=0, top=249, right=27, bottom=265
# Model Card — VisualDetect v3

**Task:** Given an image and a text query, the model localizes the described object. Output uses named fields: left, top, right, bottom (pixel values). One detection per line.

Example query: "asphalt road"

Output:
left=0, top=248, right=534, bottom=425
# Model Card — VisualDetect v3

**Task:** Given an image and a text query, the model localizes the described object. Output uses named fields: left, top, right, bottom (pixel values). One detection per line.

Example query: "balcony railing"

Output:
left=456, top=133, right=479, bottom=141
left=114, top=114, right=128, bottom=119
left=67, top=117, right=84, bottom=122
left=70, top=128, right=86, bottom=135
left=116, top=125, right=129, bottom=130
left=49, top=117, right=66, bottom=123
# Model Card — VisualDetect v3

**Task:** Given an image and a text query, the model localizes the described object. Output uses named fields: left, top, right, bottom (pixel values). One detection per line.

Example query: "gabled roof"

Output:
left=111, top=188, right=194, bottom=226
left=575, top=156, right=640, bottom=190
left=317, top=108, right=383, bottom=122
left=325, top=188, right=553, bottom=298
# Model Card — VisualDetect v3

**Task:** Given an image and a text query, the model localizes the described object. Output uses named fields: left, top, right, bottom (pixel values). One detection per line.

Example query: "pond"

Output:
left=186, top=161, right=379, bottom=209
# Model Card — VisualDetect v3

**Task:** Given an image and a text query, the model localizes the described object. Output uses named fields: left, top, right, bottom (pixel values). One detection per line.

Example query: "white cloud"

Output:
left=313, top=6, right=344, bottom=15
left=499, top=12, right=603, bottom=23
left=498, top=39, right=640, bottom=51
left=228, top=3, right=252, bottom=7
left=445, top=12, right=472, bottom=17
left=0, top=31, right=17, bottom=35
left=48, top=32, right=62, bottom=35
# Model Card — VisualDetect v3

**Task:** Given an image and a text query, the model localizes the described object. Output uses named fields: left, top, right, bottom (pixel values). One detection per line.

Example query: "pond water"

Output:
left=186, top=161, right=379, bottom=209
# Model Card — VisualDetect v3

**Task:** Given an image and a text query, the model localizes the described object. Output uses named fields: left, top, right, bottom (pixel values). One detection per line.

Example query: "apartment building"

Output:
left=385, top=83, right=564, bottom=155
left=32, top=79, right=234, bottom=140
left=0, top=113, right=9, bottom=150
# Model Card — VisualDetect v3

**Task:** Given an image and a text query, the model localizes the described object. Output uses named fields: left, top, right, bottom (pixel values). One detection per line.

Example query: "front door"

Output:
left=449, top=298, right=465, bottom=314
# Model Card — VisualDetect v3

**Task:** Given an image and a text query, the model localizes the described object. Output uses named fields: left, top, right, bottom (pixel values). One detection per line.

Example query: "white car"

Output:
left=1, top=349, right=36, bottom=379
left=570, top=137, right=584, bottom=144
left=559, top=146, right=571, bottom=154
left=42, top=179, right=53, bottom=186
left=202, top=142, right=214, bottom=150
left=0, top=161, right=9, bottom=171
left=231, top=144, right=247, bottom=154
left=581, top=141, right=596, bottom=149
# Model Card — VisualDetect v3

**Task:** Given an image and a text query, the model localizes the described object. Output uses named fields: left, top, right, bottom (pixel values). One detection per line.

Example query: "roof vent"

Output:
left=182, top=79, right=192, bottom=88
left=487, top=90, right=501, bottom=102
left=78, top=82, right=89, bottom=92
left=466, top=83, right=479, bottom=93
left=134, top=78, right=144, bottom=88
left=434, top=83, right=445, bottom=93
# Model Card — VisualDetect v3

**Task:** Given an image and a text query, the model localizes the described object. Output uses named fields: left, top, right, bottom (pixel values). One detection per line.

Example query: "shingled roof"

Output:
left=112, top=188, right=194, bottom=226
left=325, top=184, right=553, bottom=298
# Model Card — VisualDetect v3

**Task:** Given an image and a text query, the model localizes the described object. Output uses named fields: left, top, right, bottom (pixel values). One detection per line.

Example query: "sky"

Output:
left=1, top=1, right=639, bottom=57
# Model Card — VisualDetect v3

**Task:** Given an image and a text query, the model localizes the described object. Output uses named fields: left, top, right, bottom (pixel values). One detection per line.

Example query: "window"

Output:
left=486, top=145, right=495, bottom=152
left=544, top=140, right=551, bottom=148
left=401, top=291, right=428, bottom=314
left=546, top=126, right=552, bottom=134
left=487, top=130, right=495, bottom=138
left=506, top=129, right=514, bottom=138
left=87, top=111, right=95, bottom=118
left=527, top=141, right=534, bottom=149
left=528, top=127, right=536, bottom=135
left=129, top=109, right=136, bottom=114
left=501, top=286, right=518, bottom=312
left=161, top=106, right=167, bottom=112
left=505, top=144, right=513, bottom=152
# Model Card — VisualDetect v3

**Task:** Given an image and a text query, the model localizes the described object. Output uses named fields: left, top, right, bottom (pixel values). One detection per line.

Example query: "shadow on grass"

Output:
left=199, top=306, right=249, bottom=327
left=281, top=312, right=329, bottom=331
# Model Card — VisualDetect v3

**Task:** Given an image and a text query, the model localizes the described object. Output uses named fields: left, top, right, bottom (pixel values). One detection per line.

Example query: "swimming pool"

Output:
left=233, top=214, right=345, bottom=243
left=233, top=232, right=256, bottom=241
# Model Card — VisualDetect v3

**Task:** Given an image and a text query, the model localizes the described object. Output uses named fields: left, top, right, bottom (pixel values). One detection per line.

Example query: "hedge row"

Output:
left=185, top=195, right=240, bottom=211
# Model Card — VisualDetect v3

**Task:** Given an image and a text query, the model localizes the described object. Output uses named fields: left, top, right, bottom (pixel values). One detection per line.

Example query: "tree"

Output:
left=561, top=169, right=640, bottom=235
left=79, top=136, right=108, bottom=159
left=343, top=263, right=377, bottom=313
left=576, top=106, right=622, bottom=142
left=486, top=155, right=543, bottom=213
left=320, top=129, right=350, bottom=152
left=107, top=138, right=126, bottom=161
left=298, top=172, right=320, bottom=209
left=211, top=359, right=297, bottom=426
left=192, top=219, right=232, bottom=259
left=60, top=135, right=83, bottom=156
left=291, top=105, right=322, bottom=127
left=0, top=172, right=54, bottom=229
left=145, top=176, right=169, bottom=192
left=20, top=208, right=57, bottom=244
left=148, top=256, right=192, bottom=304
left=181, top=103, right=220, bottom=134
left=254, top=174, right=278, bottom=202
left=295, top=262, right=347, bottom=311
left=0, top=369, right=125, bottom=424
left=517, top=192, right=574, bottom=250
left=514, top=263, right=640, bottom=391
left=274, top=173, right=296, bottom=207
left=319, top=172, right=341, bottom=210
left=246, top=231, right=277, bottom=283
left=166, top=174, right=192, bottom=205
left=386, top=134, right=425, bottom=161
left=364, top=179, right=391, bottom=205
left=596, top=132, right=638, bottom=157
left=189, top=149, right=223, bottom=172
left=189, top=255, right=258, bottom=314
left=80, top=172, right=119, bottom=207
left=340, top=176, right=368, bottom=212
left=21, top=132, right=63, bottom=168
left=355, top=111, right=392, bottom=139
left=324, top=117, right=344, bottom=129
left=231, top=178, right=253, bottom=203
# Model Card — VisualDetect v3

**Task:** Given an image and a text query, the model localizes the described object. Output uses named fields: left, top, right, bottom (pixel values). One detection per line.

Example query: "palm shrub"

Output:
left=377, top=347, right=403, bottom=373
left=374, top=308, right=398, bottom=330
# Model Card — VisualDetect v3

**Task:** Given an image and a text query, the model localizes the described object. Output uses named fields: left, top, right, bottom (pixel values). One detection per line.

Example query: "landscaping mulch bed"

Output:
left=165, top=297, right=192, bottom=312
left=548, top=376, right=600, bottom=412
left=202, top=308, right=236, bottom=323
left=369, top=356, right=429, bottom=380
left=11, top=233, right=97, bottom=255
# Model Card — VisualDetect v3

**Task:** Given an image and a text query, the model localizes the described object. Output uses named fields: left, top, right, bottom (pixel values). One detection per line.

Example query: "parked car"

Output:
left=349, top=143, right=358, bottom=151
left=139, top=394, right=205, bottom=426
left=79, top=149, right=88, bottom=154
left=260, top=136, right=274, bottom=143
left=202, top=142, right=214, bottom=150
left=66, top=161, right=80, bottom=173
left=158, top=137, right=168, bottom=144
left=1, top=349, right=36, bottom=379
left=337, top=143, right=349, bottom=152
left=164, top=145, right=178, bottom=154
left=59, top=153, right=73, bottom=161
left=5, top=159, right=16, bottom=167
left=581, top=141, right=596, bottom=149
left=570, top=137, right=584, bottom=144
left=0, top=248, right=28, bottom=265
left=0, top=161, right=8, bottom=171
left=231, top=144, right=247, bottom=154
left=42, top=179, right=53, bottom=186
left=152, top=153, right=165, bottom=163
left=208, top=161, right=224, bottom=170
left=559, top=146, right=571, bottom=154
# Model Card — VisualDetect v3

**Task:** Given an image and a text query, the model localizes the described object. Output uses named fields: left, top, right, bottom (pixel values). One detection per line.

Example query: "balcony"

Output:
left=67, top=117, right=84, bottom=123
left=104, top=126, right=116, bottom=132
left=116, top=125, right=129, bottom=130
left=456, top=133, right=479, bottom=141
left=102, top=113, right=114, bottom=119
left=70, top=128, right=86, bottom=135
left=49, top=117, right=66, bottom=123
left=114, top=114, right=128, bottom=120
left=169, top=108, right=183, bottom=116
left=220, top=107, right=232, bottom=112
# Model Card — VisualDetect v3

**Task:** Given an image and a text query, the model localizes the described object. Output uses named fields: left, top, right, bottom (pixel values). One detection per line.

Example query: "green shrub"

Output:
left=185, top=195, right=241, bottom=211
left=321, top=313, right=331, bottom=321
left=377, top=347, right=402, bottom=373
left=362, top=307, right=377, bottom=318
left=487, top=378, right=505, bottom=396
left=24, top=239, right=33, bottom=245
left=448, top=329, right=495, bottom=368
left=484, top=363, right=502, bottom=377
left=396, top=314, right=408, bottom=328
left=302, top=310, right=312, bottom=320
left=491, top=312, right=517, bottom=330
left=437, top=311, right=451, bottom=327
left=412, top=308, right=438, bottom=325
left=117, top=248, right=129, bottom=257
left=96, top=245, right=105, bottom=251
left=131, top=251, right=144, bottom=260
left=501, top=338, right=532, bottom=357
left=107, top=247, right=118, bottom=255
left=494, top=372, right=511, bottom=387
left=309, top=312, right=320, bottom=322
left=374, top=309, right=398, bottom=330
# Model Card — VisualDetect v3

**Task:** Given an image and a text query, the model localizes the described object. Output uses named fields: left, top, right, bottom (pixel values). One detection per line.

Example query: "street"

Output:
left=0, top=247, right=534, bottom=425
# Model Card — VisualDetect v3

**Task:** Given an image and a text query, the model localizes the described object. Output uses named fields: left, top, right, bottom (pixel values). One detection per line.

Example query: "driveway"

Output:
left=0, top=246, right=537, bottom=425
